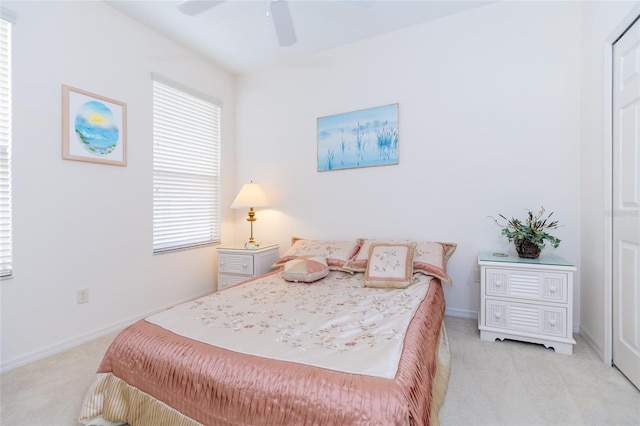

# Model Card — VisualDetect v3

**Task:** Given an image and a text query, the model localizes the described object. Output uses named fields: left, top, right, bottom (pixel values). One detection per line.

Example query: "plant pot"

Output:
left=514, top=239, right=541, bottom=259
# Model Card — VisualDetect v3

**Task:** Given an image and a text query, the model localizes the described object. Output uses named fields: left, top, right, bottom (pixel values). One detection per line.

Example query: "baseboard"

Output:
left=579, top=325, right=606, bottom=362
left=0, top=292, right=209, bottom=374
left=445, top=308, right=478, bottom=320
left=1, top=318, right=135, bottom=374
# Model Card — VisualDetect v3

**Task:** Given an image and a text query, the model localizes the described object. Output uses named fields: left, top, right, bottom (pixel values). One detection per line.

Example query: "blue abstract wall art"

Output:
left=317, top=103, right=398, bottom=172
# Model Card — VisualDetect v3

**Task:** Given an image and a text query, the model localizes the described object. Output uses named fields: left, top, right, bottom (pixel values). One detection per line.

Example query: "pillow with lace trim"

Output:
left=363, top=242, right=416, bottom=289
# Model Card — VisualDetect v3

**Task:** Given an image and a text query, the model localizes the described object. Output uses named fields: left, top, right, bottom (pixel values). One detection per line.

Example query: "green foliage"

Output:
left=491, top=207, right=561, bottom=249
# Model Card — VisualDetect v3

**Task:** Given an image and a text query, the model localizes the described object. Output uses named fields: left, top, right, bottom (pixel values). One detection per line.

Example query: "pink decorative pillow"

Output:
left=282, top=257, right=329, bottom=283
left=363, top=242, right=416, bottom=289
left=346, top=239, right=456, bottom=284
left=273, top=239, right=360, bottom=272
left=413, top=241, right=457, bottom=284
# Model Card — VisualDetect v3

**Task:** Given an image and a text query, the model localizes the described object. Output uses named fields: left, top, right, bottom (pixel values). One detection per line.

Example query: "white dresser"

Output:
left=216, top=244, right=279, bottom=291
left=478, top=251, right=576, bottom=355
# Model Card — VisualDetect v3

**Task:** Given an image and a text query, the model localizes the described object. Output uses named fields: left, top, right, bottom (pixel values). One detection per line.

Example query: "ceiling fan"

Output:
left=177, top=0, right=297, bottom=47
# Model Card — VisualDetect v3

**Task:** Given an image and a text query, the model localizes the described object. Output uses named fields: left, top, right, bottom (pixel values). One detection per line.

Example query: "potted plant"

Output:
left=490, top=207, right=561, bottom=258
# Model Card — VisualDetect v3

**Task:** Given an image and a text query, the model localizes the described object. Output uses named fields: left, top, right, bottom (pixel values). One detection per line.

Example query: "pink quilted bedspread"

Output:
left=87, top=277, right=445, bottom=426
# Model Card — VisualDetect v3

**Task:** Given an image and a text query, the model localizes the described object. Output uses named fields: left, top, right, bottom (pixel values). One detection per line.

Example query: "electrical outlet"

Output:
left=474, top=267, right=481, bottom=283
left=77, top=288, right=89, bottom=304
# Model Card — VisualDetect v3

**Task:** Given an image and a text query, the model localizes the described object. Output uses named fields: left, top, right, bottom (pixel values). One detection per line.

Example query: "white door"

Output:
left=612, top=16, right=640, bottom=390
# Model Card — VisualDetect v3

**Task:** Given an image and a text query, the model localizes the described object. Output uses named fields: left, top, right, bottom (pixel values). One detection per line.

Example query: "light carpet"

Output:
left=1, top=317, right=638, bottom=426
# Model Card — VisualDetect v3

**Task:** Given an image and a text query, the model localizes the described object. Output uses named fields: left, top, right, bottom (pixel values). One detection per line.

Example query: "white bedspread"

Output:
left=146, top=271, right=431, bottom=378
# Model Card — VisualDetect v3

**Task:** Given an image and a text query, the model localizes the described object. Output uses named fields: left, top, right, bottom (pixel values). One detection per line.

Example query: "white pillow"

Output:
left=282, top=256, right=330, bottom=283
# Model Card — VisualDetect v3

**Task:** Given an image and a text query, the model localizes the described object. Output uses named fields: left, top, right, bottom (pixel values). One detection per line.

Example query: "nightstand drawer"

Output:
left=219, top=253, right=254, bottom=276
left=219, top=273, right=250, bottom=290
left=485, top=299, right=568, bottom=337
left=485, top=268, right=567, bottom=303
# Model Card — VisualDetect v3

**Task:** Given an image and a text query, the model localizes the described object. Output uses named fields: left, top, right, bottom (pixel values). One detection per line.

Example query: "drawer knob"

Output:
left=495, top=312, right=502, bottom=319
left=220, top=261, right=225, bottom=266
left=549, top=319, right=557, bottom=326
left=549, top=286, right=557, bottom=293
left=495, top=281, right=502, bottom=287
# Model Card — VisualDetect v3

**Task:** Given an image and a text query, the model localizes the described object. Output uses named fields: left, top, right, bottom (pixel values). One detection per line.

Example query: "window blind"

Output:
left=0, top=14, right=12, bottom=278
left=152, top=76, right=221, bottom=253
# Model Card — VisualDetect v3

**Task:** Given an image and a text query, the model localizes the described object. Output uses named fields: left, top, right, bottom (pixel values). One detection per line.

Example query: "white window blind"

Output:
left=152, top=75, right=221, bottom=253
left=0, top=13, right=13, bottom=278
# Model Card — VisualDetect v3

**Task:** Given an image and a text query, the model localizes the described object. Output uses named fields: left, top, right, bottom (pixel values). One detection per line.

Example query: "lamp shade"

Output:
left=231, top=183, right=269, bottom=209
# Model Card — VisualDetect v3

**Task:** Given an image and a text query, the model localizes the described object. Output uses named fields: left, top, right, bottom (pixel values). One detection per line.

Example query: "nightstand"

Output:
left=478, top=251, right=577, bottom=354
left=216, top=244, right=279, bottom=290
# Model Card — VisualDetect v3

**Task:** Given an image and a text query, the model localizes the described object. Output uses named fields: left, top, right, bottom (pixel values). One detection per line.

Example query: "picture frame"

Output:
left=317, top=103, right=398, bottom=172
left=62, top=85, right=127, bottom=166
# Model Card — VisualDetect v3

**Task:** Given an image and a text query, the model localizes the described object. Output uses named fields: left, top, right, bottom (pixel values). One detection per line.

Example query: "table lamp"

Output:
left=231, top=182, right=269, bottom=249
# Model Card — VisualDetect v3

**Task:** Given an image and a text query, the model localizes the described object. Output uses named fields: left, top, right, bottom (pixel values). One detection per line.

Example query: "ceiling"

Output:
left=105, top=0, right=492, bottom=75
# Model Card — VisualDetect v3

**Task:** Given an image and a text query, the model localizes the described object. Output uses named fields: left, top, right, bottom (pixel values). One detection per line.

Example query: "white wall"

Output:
left=3, top=0, right=634, bottom=372
left=236, top=2, right=583, bottom=321
left=0, top=1, right=237, bottom=371
left=579, top=1, right=640, bottom=358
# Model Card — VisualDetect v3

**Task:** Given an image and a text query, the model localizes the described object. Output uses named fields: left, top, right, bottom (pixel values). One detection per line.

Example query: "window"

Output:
left=0, top=10, right=13, bottom=278
left=152, top=74, right=221, bottom=253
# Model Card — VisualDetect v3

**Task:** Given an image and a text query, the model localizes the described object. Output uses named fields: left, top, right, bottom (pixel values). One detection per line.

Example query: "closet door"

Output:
left=612, top=16, right=640, bottom=390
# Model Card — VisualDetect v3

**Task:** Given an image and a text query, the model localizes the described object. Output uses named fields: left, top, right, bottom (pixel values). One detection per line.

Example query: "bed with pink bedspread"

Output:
left=79, top=239, right=455, bottom=426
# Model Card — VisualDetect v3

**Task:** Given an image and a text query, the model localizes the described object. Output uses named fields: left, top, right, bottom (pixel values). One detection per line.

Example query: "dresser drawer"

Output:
left=485, top=268, right=567, bottom=303
left=219, top=253, right=254, bottom=276
left=485, top=299, right=568, bottom=337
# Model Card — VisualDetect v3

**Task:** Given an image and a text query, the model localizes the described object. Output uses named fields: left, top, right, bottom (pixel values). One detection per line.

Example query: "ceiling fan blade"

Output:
left=269, top=0, right=296, bottom=47
left=177, top=0, right=225, bottom=16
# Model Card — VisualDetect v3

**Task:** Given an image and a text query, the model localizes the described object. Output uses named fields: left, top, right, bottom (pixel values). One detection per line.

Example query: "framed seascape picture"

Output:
left=317, top=103, right=398, bottom=172
left=62, top=85, right=127, bottom=166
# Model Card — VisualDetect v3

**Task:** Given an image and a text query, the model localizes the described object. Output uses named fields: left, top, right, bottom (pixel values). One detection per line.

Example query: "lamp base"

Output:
left=245, top=241, right=260, bottom=250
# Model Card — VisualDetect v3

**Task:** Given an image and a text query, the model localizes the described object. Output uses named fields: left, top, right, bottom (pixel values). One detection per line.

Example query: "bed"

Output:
left=79, top=238, right=456, bottom=426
